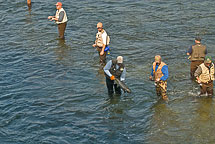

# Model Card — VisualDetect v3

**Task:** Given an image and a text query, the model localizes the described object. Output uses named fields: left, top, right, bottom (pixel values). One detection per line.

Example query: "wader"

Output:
left=58, top=22, right=67, bottom=39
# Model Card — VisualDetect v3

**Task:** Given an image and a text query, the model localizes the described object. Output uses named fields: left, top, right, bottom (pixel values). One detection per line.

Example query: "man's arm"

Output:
left=160, top=65, right=168, bottom=81
left=194, top=66, right=202, bottom=77
left=194, top=66, right=202, bottom=83
left=100, top=32, right=107, bottom=55
left=104, top=60, right=112, bottom=77
left=58, top=11, right=64, bottom=22
left=149, top=65, right=154, bottom=80
left=187, top=46, right=192, bottom=55
left=51, top=11, right=64, bottom=21
left=48, top=16, right=55, bottom=20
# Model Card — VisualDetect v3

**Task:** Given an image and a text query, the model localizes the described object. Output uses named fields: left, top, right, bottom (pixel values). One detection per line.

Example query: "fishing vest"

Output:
left=153, top=62, right=166, bottom=80
left=199, top=63, right=215, bottom=83
left=95, top=30, right=110, bottom=47
left=107, top=60, right=125, bottom=79
left=55, top=8, right=68, bottom=24
left=190, top=44, right=206, bottom=61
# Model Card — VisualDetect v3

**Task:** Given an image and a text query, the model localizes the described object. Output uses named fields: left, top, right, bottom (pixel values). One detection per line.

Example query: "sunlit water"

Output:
left=1, top=0, right=215, bottom=143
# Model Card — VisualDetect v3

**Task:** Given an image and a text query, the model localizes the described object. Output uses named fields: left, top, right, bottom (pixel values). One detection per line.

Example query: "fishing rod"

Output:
left=114, top=78, right=131, bottom=93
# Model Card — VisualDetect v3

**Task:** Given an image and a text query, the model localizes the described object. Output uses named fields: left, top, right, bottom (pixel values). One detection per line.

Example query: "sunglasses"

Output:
left=97, top=27, right=102, bottom=29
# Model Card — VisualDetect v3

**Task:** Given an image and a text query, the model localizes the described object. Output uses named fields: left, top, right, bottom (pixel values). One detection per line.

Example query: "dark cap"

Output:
left=195, top=37, right=201, bottom=42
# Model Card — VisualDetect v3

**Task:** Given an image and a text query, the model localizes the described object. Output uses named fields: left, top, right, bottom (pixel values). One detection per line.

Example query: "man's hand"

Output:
left=155, top=78, right=160, bottom=82
left=196, top=77, right=201, bottom=84
left=100, top=51, right=104, bottom=56
left=149, top=76, right=153, bottom=81
left=110, top=75, right=115, bottom=80
left=48, top=16, right=53, bottom=19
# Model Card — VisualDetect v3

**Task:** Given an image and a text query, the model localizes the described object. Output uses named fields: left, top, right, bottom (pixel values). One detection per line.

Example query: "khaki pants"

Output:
left=200, top=81, right=213, bottom=96
left=190, top=60, right=204, bottom=79
left=156, top=81, right=168, bottom=100
left=58, top=22, right=67, bottom=39
left=96, top=47, right=107, bottom=65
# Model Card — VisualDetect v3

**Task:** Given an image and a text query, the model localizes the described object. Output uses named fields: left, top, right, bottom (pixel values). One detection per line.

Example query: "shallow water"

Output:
left=1, top=0, right=215, bottom=143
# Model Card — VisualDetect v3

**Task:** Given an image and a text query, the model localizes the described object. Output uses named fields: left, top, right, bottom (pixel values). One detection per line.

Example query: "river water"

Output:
left=1, top=0, right=215, bottom=143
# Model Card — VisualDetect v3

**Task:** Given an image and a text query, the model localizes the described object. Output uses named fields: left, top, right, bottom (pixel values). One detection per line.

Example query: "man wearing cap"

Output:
left=194, top=56, right=214, bottom=96
left=104, top=56, right=126, bottom=96
left=48, top=2, right=68, bottom=39
left=149, top=55, right=169, bottom=101
left=92, top=22, right=110, bottom=66
left=187, top=37, right=207, bottom=79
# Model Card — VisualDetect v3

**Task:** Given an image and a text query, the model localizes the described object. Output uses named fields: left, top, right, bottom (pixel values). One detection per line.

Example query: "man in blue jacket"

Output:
left=149, top=55, right=169, bottom=101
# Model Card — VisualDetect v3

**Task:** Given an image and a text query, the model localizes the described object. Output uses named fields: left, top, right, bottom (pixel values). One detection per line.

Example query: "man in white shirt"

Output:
left=48, top=2, right=68, bottom=39
left=92, top=22, right=108, bottom=66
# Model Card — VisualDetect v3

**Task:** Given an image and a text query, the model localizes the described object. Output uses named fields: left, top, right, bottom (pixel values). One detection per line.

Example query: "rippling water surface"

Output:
left=1, top=0, right=215, bottom=143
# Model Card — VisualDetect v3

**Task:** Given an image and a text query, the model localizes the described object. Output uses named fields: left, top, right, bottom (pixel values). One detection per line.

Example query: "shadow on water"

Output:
left=95, top=65, right=106, bottom=86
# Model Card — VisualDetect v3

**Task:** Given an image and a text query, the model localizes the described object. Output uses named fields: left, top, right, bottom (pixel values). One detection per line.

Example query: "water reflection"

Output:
left=55, top=39, right=69, bottom=61
left=147, top=100, right=180, bottom=143
left=104, top=95, right=124, bottom=122
left=27, top=4, right=31, bottom=12
left=108, top=95, right=121, bottom=105
left=190, top=98, right=215, bottom=143
left=96, top=66, right=106, bottom=86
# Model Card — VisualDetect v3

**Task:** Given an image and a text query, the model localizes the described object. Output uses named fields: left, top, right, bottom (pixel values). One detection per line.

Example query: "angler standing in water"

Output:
left=149, top=55, right=169, bottom=101
left=104, top=56, right=126, bottom=96
left=92, top=22, right=110, bottom=66
left=194, top=56, right=214, bottom=96
left=187, top=37, right=207, bottom=80
left=48, top=2, right=68, bottom=39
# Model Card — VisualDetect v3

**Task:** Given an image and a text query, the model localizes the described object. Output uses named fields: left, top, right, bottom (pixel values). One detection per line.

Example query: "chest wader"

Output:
left=153, top=62, right=168, bottom=100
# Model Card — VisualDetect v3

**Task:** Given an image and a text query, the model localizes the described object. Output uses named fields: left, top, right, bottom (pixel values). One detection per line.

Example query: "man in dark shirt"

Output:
left=187, top=37, right=207, bottom=80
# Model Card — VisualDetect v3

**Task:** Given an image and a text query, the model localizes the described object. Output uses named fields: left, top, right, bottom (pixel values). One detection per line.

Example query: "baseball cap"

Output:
left=204, top=56, right=212, bottom=63
left=117, top=56, right=123, bottom=63
left=55, top=2, right=62, bottom=6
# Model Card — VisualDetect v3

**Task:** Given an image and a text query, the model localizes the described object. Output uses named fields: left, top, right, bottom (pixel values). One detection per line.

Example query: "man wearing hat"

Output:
left=149, top=55, right=169, bottom=101
left=187, top=37, right=207, bottom=79
left=194, top=56, right=214, bottom=96
left=92, top=22, right=110, bottom=66
left=104, top=56, right=126, bottom=96
left=48, top=2, right=68, bottom=39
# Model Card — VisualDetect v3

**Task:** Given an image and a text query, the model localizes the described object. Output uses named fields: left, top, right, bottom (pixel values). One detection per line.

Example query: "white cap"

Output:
left=117, top=56, right=123, bottom=63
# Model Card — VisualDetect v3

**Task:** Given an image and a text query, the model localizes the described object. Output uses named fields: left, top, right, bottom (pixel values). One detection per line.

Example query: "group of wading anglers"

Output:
left=45, top=2, right=214, bottom=100
left=92, top=22, right=214, bottom=100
